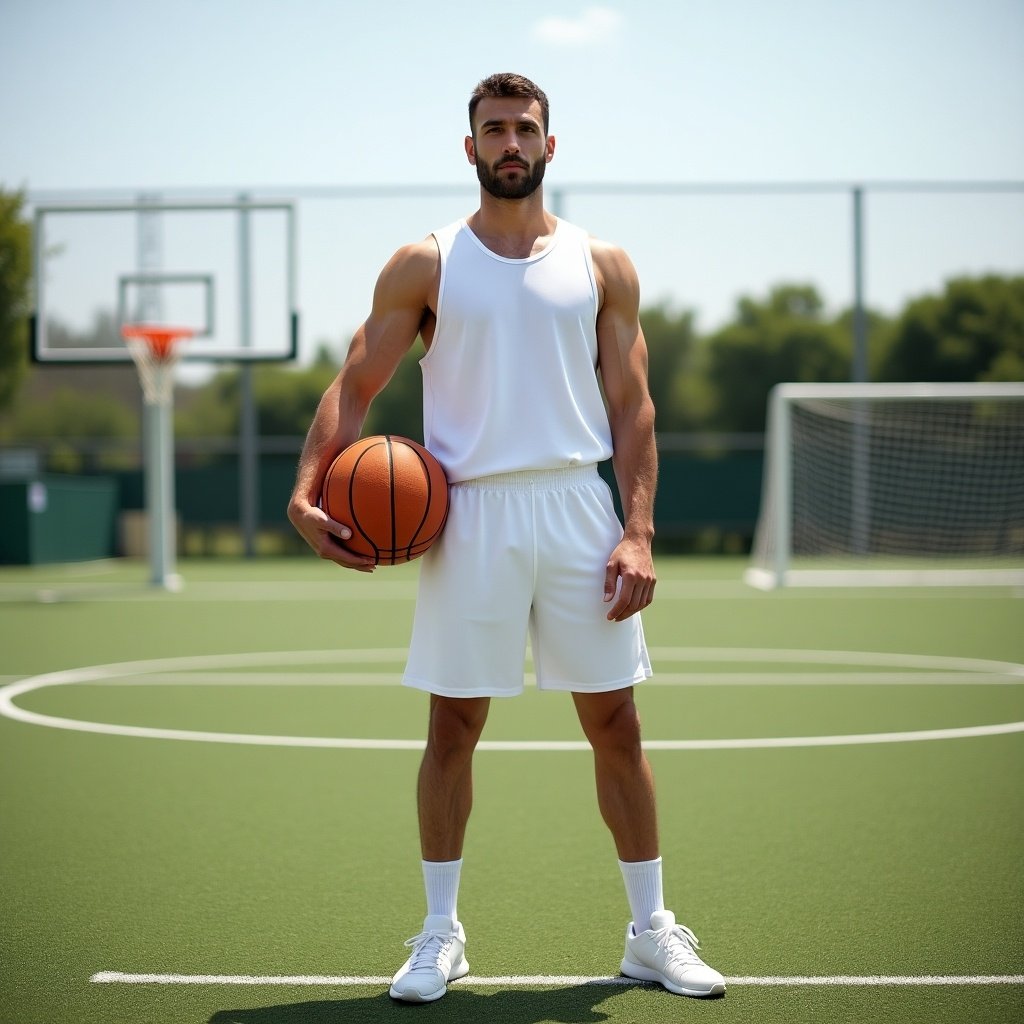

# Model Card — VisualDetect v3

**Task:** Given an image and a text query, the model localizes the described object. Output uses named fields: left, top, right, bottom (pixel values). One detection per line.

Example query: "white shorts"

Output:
left=403, top=464, right=652, bottom=698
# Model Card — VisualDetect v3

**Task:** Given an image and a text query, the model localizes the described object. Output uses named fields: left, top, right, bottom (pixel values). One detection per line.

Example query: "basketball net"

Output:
left=121, top=325, right=194, bottom=405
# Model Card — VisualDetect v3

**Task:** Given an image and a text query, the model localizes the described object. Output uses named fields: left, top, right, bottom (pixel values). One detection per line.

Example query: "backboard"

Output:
left=31, top=199, right=298, bottom=363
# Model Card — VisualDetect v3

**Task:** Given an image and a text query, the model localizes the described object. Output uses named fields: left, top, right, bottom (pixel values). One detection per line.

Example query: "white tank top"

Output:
left=421, top=218, right=614, bottom=482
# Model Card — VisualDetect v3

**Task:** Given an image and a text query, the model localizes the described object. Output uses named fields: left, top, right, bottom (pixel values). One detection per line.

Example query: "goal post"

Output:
left=745, top=382, right=1024, bottom=589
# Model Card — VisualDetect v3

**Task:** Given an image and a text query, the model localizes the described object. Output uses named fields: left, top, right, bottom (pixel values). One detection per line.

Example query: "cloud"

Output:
left=533, top=7, right=623, bottom=47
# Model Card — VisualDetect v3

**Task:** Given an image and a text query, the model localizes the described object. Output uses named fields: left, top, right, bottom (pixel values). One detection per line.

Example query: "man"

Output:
left=288, top=73, right=725, bottom=1003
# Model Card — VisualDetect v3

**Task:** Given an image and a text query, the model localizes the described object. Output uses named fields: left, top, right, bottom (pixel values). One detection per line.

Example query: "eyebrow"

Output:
left=479, top=116, right=541, bottom=131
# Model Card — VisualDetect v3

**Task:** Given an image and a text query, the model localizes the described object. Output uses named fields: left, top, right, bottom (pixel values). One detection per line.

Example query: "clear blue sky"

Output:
left=3, top=0, right=1023, bottom=358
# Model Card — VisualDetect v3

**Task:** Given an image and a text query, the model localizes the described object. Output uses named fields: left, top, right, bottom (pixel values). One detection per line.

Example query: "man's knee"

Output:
left=425, top=696, right=489, bottom=763
left=574, top=690, right=644, bottom=755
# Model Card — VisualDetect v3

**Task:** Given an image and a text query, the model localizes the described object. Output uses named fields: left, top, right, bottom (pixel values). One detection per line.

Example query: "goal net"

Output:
left=745, top=382, right=1024, bottom=588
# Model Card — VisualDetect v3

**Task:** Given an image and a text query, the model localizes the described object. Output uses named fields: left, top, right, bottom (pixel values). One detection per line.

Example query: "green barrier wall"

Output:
left=0, top=477, right=119, bottom=564
left=655, top=448, right=764, bottom=535
left=15, top=444, right=764, bottom=559
left=158, top=452, right=763, bottom=538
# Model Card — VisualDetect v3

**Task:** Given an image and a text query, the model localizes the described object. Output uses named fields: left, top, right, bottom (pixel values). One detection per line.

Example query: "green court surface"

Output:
left=1, top=557, right=1022, bottom=1024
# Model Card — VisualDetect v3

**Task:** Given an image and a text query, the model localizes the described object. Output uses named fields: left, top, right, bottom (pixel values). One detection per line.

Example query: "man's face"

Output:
left=466, top=97, right=554, bottom=201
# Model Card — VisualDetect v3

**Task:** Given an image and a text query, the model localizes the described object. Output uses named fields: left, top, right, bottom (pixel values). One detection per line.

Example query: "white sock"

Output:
left=619, top=856, right=665, bottom=933
left=422, top=858, right=462, bottom=924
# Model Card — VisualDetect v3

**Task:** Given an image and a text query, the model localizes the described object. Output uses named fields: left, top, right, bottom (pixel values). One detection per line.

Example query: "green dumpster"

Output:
left=0, top=476, right=118, bottom=564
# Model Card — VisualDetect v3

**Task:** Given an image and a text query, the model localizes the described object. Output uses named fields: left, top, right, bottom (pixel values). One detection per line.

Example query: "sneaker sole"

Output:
left=620, top=958, right=726, bottom=998
left=389, top=958, right=470, bottom=1003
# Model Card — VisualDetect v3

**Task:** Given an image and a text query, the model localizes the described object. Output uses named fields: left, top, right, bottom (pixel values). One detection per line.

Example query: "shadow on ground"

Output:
left=209, top=983, right=641, bottom=1023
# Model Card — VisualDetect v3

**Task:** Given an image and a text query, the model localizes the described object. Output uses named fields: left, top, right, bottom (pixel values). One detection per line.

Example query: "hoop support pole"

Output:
left=144, top=364, right=181, bottom=591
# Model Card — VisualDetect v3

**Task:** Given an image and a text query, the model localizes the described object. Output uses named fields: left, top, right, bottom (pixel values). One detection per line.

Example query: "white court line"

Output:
left=4, top=648, right=1023, bottom=750
left=0, top=581, right=421, bottom=604
left=89, top=670, right=1024, bottom=687
left=90, top=971, right=1024, bottom=987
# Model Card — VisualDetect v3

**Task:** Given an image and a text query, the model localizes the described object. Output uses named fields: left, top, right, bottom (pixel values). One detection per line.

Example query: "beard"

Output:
left=475, top=154, right=546, bottom=200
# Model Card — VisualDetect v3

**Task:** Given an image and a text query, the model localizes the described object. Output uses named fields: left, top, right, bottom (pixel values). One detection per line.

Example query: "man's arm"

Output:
left=287, top=238, right=437, bottom=571
left=591, top=239, right=658, bottom=621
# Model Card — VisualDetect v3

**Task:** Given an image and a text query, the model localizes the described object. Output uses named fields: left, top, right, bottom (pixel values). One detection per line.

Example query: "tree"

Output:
left=174, top=338, right=427, bottom=444
left=0, top=189, right=32, bottom=410
left=639, top=304, right=703, bottom=432
left=831, top=306, right=896, bottom=382
left=698, top=285, right=850, bottom=431
left=362, top=344, right=426, bottom=442
left=252, top=353, right=340, bottom=437
left=0, top=386, right=138, bottom=472
left=878, top=275, right=1024, bottom=383
left=176, top=346, right=340, bottom=439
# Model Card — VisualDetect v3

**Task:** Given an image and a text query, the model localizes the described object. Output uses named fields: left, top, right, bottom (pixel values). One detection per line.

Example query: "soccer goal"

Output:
left=745, top=382, right=1024, bottom=589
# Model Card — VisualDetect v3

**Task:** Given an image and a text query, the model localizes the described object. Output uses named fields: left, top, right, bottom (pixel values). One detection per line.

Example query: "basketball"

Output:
left=321, top=435, right=450, bottom=565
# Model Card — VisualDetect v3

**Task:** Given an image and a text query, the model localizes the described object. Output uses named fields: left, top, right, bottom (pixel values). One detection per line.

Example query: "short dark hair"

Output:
left=468, top=73, right=550, bottom=135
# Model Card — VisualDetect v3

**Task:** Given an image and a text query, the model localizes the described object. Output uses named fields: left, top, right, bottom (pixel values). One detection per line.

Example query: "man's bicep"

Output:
left=597, top=298, right=648, bottom=412
left=343, top=243, right=436, bottom=395
left=342, top=307, right=423, bottom=402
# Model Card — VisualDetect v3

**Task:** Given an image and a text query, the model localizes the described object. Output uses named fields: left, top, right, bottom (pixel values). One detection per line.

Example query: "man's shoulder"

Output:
left=585, top=235, right=638, bottom=293
left=373, top=235, right=441, bottom=310
left=586, top=234, right=630, bottom=263
left=394, top=233, right=443, bottom=266
left=382, top=235, right=441, bottom=283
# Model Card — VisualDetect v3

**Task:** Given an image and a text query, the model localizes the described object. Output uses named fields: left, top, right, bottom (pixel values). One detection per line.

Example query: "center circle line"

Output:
left=1, top=648, right=1022, bottom=751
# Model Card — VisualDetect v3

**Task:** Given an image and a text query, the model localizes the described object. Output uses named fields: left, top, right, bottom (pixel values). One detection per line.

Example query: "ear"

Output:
left=465, top=135, right=477, bottom=165
left=545, top=134, right=556, bottom=163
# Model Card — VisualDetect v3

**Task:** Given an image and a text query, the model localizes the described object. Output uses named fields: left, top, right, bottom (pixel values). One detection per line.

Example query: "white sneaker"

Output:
left=620, top=910, right=726, bottom=997
left=389, top=914, right=469, bottom=1003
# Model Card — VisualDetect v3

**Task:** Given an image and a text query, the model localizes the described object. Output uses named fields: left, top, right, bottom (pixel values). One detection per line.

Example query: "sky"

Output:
left=2, top=0, right=1023, bottom=365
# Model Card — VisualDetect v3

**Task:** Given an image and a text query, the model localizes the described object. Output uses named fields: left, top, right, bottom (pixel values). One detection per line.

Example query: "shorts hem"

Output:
left=539, top=670, right=652, bottom=694
left=401, top=670, right=652, bottom=698
left=402, top=676, right=525, bottom=699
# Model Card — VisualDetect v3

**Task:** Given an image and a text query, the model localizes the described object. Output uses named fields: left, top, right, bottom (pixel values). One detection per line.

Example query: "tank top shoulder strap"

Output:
left=431, top=219, right=465, bottom=259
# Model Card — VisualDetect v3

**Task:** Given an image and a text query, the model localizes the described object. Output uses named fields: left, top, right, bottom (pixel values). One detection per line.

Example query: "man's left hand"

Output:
left=603, top=538, right=656, bottom=621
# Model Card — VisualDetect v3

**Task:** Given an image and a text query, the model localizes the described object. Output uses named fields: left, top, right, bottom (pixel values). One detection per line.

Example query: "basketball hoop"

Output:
left=121, top=324, right=194, bottom=406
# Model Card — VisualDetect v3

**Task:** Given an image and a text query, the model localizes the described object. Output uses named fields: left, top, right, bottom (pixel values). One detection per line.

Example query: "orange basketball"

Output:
left=321, top=435, right=450, bottom=565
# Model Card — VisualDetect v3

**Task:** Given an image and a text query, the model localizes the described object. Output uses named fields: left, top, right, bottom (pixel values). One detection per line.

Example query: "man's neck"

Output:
left=468, top=190, right=557, bottom=259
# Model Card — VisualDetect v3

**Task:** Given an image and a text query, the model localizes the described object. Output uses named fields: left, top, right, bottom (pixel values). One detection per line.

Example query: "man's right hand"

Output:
left=287, top=498, right=377, bottom=573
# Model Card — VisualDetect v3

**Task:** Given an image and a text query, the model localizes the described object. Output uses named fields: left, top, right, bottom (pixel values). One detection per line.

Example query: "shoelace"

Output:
left=650, top=922, right=704, bottom=967
left=403, top=928, right=454, bottom=974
